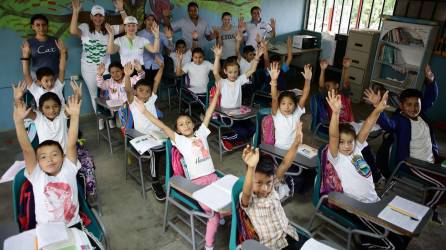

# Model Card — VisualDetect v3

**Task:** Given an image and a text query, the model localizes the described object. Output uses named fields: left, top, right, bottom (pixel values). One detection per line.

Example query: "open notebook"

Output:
left=192, top=174, right=239, bottom=211
left=378, top=196, right=429, bottom=233
left=130, top=134, right=163, bottom=155
left=297, top=144, right=317, bottom=159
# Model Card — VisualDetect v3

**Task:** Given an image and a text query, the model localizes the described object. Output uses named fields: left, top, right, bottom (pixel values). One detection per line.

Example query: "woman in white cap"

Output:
left=106, top=15, right=160, bottom=68
left=69, top=0, right=126, bottom=113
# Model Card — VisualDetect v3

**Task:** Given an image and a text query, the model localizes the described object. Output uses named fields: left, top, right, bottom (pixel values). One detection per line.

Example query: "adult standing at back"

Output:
left=162, top=2, right=215, bottom=49
left=24, top=14, right=59, bottom=77
left=241, top=6, right=276, bottom=48
left=70, top=0, right=126, bottom=112
left=215, top=12, right=240, bottom=61
left=138, top=14, right=174, bottom=80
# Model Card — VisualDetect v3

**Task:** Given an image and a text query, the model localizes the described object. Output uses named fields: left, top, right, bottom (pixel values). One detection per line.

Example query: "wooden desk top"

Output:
left=328, top=192, right=432, bottom=237
left=259, top=143, right=318, bottom=169
left=169, top=176, right=231, bottom=213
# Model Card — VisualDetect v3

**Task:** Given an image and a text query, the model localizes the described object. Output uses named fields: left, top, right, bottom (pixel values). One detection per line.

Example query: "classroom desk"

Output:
left=268, top=42, right=321, bottom=73
left=241, top=240, right=271, bottom=250
left=259, top=143, right=318, bottom=174
left=328, top=192, right=432, bottom=237
left=169, top=175, right=231, bottom=214
left=124, top=128, right=165, bottom=199
left=215, top=106, right=258, bottom=122
left=95, top=97, right=123, bottom=154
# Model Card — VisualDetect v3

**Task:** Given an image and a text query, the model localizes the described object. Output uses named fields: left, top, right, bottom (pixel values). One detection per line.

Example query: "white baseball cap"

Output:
left=124, top=16, right=138, bottom=25
left=91, top=5, right=105, bottom=16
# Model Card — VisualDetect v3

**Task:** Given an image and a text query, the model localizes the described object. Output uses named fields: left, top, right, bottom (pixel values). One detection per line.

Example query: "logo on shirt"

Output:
left=191, top=138, right=210, bottom=164
left=44, top=182, right=76, bottom=223
left=37, top=45, right=57, bottom=54
left=351, top=155, right=371, bottom=178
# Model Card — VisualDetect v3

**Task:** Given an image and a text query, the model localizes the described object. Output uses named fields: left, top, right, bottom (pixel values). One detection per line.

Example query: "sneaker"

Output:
left=98, top=119, right=105, bottom=130
left=432, top=210, right=444, bottom=225
left=152, top=182, right=166, bottom=201
left=221, top=138, right=234, bottom=151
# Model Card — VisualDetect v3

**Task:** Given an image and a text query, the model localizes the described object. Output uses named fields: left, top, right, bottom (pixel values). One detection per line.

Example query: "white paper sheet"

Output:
left=350, top=121, right=381, bottom=134
left=301, top=238, right=337, bottom=250
left=297, top=144, right=317, bottom=159
left=36, top=222, right=68, bottom=249
left=3, top=229, right=36, bottom=250
left=192, top=175, right=238, bottom=211
left=0, top=161, right=25, bottom=183
left=130, top=135, right=163, bottom=155
left=378, top=196, right=429, bottom=233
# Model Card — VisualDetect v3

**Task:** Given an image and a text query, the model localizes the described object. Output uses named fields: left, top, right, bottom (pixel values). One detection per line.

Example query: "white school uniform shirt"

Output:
left=173, top=124, right=215, bottom=180
left=327, top=140, right=380, bottom=203
left=28, top=79, right=65, bottom=108
left=273, top=107, right=305, bottom=150
left=129, top=94, right=159, bottom=134
left=25, top=158, right=81, bottom=227
left=220, top=74, right=250, bottom=109
left=239, top=57, right=251, bottom=75
left=34, top=112, right=68, bottom=152
left=170, top=50, right=192, bottom=72
left=114, top=35, right=151, bottom=65
left=245, top=20, right=272, bottom=47
left=410, top=117, right=435, bottom=163
left=182, top=61, right=213, bottom=94
left=79, top=23, right=120, bottom=68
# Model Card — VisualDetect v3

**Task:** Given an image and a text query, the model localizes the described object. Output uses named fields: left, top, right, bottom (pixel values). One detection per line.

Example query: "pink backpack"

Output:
left=261, top=115, right=275, bottom=145
left=171, top=146, right=186, bottom=177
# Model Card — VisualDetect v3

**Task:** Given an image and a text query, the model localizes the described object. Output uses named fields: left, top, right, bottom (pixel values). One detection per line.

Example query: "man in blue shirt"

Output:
left=138, top=14, right=173, bottom=80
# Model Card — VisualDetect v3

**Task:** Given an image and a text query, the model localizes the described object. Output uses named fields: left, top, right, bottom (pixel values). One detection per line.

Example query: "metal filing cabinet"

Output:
left=344, top=29, right=380, bottom=103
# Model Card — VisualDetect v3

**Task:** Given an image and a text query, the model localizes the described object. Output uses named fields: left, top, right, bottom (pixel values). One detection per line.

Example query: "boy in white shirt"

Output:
left=212, top=44, right=262, bottom=151
left=22, top=38, right=67, bottom=107
left=169, top=39, right=192, bottom=73
left=13, top=93, right=102, bottom=249
left=125, top=60, right=165, bottom=200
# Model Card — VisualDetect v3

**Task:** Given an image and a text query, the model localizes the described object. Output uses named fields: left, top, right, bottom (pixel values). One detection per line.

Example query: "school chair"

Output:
left=307, top=145, right=397, bottom=250
left=159, top=56, right=179, bottom=111
left=309, top=94, right=329, bottom=142
left=123, top=123, right=165, bottom=199
left=12, top=168, right=110, bottom=249
left=380, top=132, right=446, bottom=207
left=162, top=140, right=225, bottom=250
left=229, top=176, right=312, bottom=250
left=178, top=75, right=211, bottom=119
left=249, top=69, right=272, bottom=108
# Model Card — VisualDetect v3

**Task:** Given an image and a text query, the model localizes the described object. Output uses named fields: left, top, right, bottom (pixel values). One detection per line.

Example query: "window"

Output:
left=306, top=0, right=397, bottom=34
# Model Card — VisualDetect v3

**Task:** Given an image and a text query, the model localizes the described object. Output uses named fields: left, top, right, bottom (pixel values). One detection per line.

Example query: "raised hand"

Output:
left=65, top=95, right=81, bottom=117
left=133, top=97, right=147, bottom=113
left=425, top=64, right=435, bottom=82
left=343, top=57, right=351, bottom=68
left=270, top=18, right=276, bottom=30
left=301, top=64, right=312, bottom=81
left=176, top=50, right=184, bottom=63
left=235, top=30, right=243, bottom=42
left=164, top=26, right=173, bottom=39
left=255, top=33, right=261, bottom=45
left=12, top=81, right=27, bottom=101
left=123, top=62, right=134, bottom=76
left=192, top=30, right=198, bottom=40
left=151, top=22, right=160, bottom=36
left=254, top=45, right=264, bottom=60
left=270, top=62, right=280, bottom=81
left=105, top=23, right=114, bottom=35
left=212, top=27, right=220, bottom=40
left=363, top=88, right=381, bottom=107
left=212, top=44, right=223, bottom=57
left=21, top=41, right=31, bottom=57
left=13, top=100, right=31, bottom=122
left=375, top=90, right=389, bottom=112
left=113, top=0, right=124, bottom=11
left=55, top=39, right=67, bottom=53
left=242, top=145, right=259, bottom=169
left=215, top=81, right=221, bottom=95
left=133, top=59, right=142, bottom=72
left=72, top=0, right=81, bottom=12
left=238, top=15, right=246, bottom=32
left=287, top=36, right=292, bottom=48
left=97, top=63, right=106, bottom=76
left=70, top=79, right=83, bottom=99
left=326, top=89, right=342, bottom=114
left=320, top=59, right=328, bottom=70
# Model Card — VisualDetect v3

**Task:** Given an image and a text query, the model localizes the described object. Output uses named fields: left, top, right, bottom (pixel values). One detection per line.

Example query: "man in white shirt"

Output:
left=242, top=6, right=276, bottom=48
left=162, top=2, right=215, bottom=48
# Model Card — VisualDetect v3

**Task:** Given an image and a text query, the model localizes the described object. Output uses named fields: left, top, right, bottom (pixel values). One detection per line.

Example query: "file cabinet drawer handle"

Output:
left=354, top=43, right=363, bottom=47
left=352, top=59, right=360, bottom=64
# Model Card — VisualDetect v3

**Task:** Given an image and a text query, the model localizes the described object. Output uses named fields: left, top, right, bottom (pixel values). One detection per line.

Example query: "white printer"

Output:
left=292, top=35, right=317, bottom=49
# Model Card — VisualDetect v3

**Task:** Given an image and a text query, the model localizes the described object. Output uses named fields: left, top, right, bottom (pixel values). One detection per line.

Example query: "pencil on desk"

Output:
left=388, top=204, right=419, bottom=221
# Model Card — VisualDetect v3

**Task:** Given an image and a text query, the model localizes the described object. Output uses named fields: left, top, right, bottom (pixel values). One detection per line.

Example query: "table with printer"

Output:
left=268, top=34, right=321, bottom=76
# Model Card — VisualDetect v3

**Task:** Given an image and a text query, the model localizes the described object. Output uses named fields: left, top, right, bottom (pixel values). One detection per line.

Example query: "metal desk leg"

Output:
left=138, top=157, right=146, bottom=199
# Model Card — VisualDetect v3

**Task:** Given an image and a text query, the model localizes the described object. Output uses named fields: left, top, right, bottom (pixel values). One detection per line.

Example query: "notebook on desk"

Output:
left=220, top=106, right=253, bottom=117
left=105, top=99, right=124, bottom=108
left=378, top=196, right=429, bottom=233
left=192, top=174, right=238, bottom=211
left=297, top=144, right=317, bottom=159
left=130, top=134, right=163, bottom=155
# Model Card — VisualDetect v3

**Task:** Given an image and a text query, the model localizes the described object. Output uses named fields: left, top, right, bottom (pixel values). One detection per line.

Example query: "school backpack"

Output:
left=320, top=146, right=343, bottom=196
left=236, top=204, right=259, bottom=245
left=261, top=115, right=275, bottom=145
left=171, top=146, right=188, bottom=178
